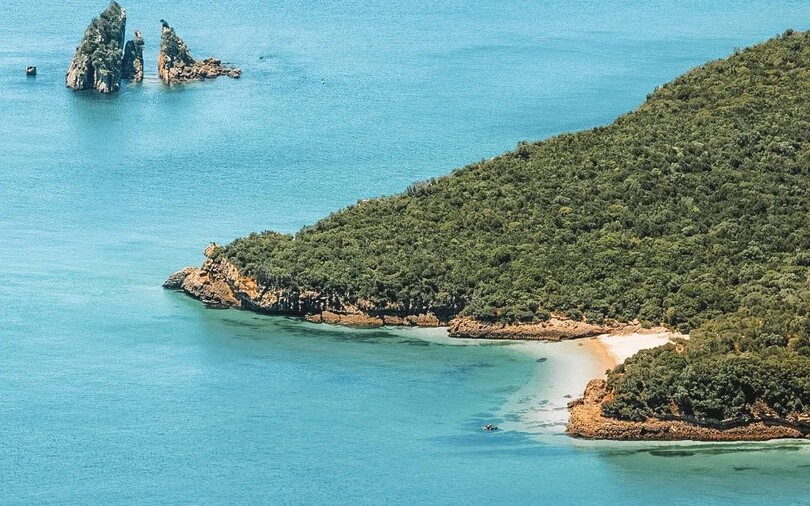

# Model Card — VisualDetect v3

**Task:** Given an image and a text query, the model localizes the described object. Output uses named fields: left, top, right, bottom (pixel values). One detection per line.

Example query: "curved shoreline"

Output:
left=165, top=247, right=809, bottom=442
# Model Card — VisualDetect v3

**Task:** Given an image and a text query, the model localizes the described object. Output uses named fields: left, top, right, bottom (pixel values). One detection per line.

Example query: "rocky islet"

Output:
left=158, top=21, right=241, bottom=84
left=65, top=1, right=127, bottom=92
left=121, top=30, right=144, bottom=82
left=66, top=2, right=239, bottom=92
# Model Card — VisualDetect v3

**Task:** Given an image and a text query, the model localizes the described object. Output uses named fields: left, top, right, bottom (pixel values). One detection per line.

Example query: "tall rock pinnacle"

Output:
left=65, top=1, right=127, bottom=93
left=122, top=30, right=145, bottom=81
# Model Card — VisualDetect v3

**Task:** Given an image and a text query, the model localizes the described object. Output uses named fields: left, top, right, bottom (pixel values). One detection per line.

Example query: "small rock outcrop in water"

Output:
left=122, top=30, right=144, bottom=81
left=158, top=21, right=241, bottom=85
left=66, top=1, right=127, bottom=93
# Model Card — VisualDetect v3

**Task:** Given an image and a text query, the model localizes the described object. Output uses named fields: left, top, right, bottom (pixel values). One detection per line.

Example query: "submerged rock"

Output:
left=158, top=20, right=241, bottom=85
left=66, top=1, right=127, bottom=93
left=122, top=30, right=144, bottom=81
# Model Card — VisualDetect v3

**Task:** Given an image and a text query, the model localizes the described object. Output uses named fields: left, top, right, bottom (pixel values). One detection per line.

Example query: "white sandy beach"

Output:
left=596, top=328, right=688, bottom=367
left=497, top=339, right=608, bottom=436
left=503, top=330, right=687, bottom=438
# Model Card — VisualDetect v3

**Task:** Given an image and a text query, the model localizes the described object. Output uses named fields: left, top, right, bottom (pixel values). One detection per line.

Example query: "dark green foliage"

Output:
left=604, top=302, right=810, bottom=423
left=225, top=30, right=810, bottom=329
left=222, top=30, right=810, bottom=422
left=75, top=1, right=126, bottom=75
left=160, top=22, right=195, bottom=65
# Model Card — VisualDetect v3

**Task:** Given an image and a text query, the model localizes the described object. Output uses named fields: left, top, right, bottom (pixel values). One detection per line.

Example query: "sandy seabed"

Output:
left=384, top=326, right=685, bottom=439
left=503, top=329, right=686, bottom=438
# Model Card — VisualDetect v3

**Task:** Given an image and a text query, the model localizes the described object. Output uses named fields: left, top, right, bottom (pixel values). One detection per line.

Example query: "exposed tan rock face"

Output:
left=449, top=317, right=625, bottom=341
left=566, top=379, right=810, bottom=441
left=66, top=1, right=127, bottom=93
left=164, top=245, right=444, bottom=327
left=122, top=30, right=144, bottom=81
left=178, top=262, right=241, bottom=308
left=165, top=247, right=653, bottom=338
left=162, top=267, right=196, bottom=289
left=158, top=21, right=241, bottom=85
left=305, top=311, right=384, bottom=327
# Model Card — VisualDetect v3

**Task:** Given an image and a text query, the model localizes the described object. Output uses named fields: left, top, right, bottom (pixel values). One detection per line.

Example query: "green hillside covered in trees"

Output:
left=226, top=30, right=810, bottom=332
left=223, top=30, right=810, bottom=424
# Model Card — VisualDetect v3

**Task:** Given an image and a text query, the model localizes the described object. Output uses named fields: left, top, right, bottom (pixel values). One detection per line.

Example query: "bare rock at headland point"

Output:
left=164, top=245, right=444, bottom=326
left=158, top=21, right=241, bottom=85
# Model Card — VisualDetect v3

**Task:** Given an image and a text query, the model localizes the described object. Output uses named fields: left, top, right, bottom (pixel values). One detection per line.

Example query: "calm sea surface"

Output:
left=1, top=1, right=809, bottom=503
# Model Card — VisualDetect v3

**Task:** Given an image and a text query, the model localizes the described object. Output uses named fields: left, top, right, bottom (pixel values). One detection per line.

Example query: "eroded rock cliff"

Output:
left=122, top=30, right=144, bottom=81
left=66, top=1, right=127, bottom=93
left=448, top=317, right=621, bottom=341
left=165, top=245, right=446, bottom=327
left=158, top=21, right=241, bottom=84
left=166, top=246, right=643, bottom=339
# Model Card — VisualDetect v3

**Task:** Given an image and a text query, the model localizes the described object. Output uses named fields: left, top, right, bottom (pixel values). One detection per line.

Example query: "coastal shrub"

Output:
left=75, top=1, right=125, bottom=78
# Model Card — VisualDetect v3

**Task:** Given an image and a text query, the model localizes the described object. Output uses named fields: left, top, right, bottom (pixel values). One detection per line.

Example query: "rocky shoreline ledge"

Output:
left=165, top=245, right=645, bottom=340
left=566, top=379, right=810, bottom=441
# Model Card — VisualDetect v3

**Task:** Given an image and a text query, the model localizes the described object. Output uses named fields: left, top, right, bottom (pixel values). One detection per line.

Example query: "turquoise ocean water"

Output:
left=2, top=1, right=810, bottom=503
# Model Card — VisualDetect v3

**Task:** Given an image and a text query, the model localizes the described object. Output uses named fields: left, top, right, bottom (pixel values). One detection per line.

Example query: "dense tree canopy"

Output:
left=74, top=1, right=126, bottom=76
left=604, top=289, right=810, bottom=423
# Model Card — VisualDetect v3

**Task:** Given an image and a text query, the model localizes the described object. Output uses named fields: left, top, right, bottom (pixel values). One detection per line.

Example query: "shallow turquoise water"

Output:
left=2, top=1, right=810, bottom=503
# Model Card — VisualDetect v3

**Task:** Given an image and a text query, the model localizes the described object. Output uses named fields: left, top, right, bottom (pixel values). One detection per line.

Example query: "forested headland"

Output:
left=178, top=30, right=810, bottom=430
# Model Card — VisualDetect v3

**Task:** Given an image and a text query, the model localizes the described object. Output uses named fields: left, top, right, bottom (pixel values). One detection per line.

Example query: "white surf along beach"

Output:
left=500, top=328, right=687, bottom=436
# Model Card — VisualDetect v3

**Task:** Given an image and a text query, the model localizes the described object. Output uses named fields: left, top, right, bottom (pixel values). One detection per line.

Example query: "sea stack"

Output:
left=65, top=1, right=127, bottom=93
left=122, top=30, right=144, bottom=81
left=158, top=20, right=241, bottom=85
